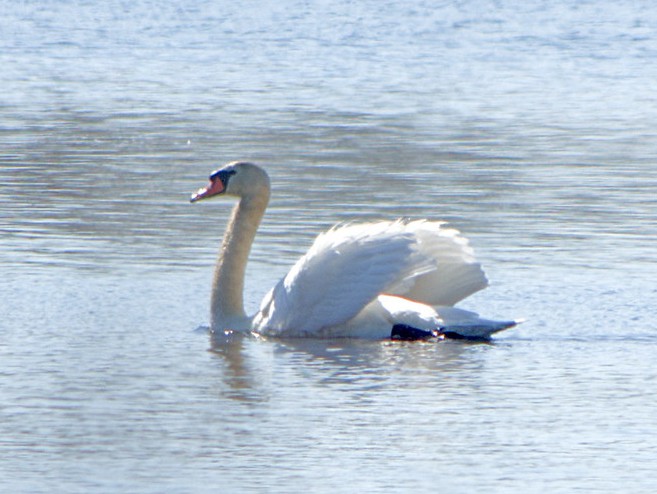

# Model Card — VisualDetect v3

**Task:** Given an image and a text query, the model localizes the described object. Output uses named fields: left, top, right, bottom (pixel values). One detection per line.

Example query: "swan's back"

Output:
left=253, top=220, right=488, bottom=336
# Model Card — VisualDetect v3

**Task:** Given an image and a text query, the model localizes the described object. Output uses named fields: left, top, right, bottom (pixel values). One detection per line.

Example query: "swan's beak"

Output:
left=190, top=179, right=225, bottom=203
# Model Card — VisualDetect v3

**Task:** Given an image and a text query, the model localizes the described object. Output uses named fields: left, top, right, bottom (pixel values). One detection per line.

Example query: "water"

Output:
left=2, top=0, right=657, bottom=492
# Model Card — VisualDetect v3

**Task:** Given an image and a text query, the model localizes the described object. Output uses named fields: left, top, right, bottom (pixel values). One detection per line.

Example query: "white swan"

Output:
left=191, top=161, right=519, bottom=340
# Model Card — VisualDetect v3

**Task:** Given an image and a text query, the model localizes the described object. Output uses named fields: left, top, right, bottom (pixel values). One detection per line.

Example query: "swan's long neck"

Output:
left=212, top=191, right=269, bottom=330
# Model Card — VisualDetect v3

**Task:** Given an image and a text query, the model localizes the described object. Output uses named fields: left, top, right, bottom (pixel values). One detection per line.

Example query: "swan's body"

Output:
left=191, top=162, right=519, bottom=340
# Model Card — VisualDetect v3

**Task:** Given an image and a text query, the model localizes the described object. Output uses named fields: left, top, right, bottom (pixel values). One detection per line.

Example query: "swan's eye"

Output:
left=210, top=169, right=237, bottom=185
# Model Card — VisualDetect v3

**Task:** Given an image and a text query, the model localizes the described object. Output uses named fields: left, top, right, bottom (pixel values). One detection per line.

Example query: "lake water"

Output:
left=2, top=0, right=657, bottom=492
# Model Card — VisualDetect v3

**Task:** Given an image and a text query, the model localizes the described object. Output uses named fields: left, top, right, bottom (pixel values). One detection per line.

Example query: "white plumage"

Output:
left=253, top=220, right=492, bottom=338
left=191, top=162, right=519, bottom=340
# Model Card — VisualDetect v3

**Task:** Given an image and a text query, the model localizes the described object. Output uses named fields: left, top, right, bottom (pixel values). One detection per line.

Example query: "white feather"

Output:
left=252, top=220, right=493, bottom=337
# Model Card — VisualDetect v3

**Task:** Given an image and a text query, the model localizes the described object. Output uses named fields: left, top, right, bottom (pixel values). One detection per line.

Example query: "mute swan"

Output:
left=191, top=161, right=519, bottom=340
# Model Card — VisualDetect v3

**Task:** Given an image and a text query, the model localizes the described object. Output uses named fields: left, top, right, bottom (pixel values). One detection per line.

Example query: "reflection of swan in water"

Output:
left=209, top=331, right=489, bottom=402
left=191, top=162, right=519, bottom=340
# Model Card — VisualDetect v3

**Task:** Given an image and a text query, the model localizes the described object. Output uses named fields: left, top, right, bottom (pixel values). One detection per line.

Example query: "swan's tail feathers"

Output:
left=439, top=319, right=521, bottom=341
left=436, top=306, right=523, bottom=340
left=390, top=318, right=522, bottom=342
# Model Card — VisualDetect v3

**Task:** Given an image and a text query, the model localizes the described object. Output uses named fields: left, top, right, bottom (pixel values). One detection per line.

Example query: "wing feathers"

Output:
left=254, top=220, right=487, bottom=336
left=396, top=221, right=488, bottom=306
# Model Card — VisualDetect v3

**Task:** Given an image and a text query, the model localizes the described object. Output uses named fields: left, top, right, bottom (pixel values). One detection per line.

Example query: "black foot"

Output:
left=439, top=330, right=491, bottom=342
left=391, top=324, right=437, bottom=341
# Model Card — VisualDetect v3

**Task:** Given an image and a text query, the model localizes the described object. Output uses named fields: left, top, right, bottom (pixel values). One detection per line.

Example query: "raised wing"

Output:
left=253, top=222, right=430, bottom=335
left=252, top=220, right=487, bottom=336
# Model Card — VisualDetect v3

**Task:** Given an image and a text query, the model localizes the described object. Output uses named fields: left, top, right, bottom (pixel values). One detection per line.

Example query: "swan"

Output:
left=191, top=161, right=519, bottom=340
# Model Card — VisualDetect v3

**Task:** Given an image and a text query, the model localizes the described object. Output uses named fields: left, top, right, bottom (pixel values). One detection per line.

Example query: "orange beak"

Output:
left=190, top=178, right=225, bottom=203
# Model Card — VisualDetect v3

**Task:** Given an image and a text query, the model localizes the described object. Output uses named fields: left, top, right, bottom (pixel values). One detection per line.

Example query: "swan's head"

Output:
left=190, top=161, right=270, bottom=203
